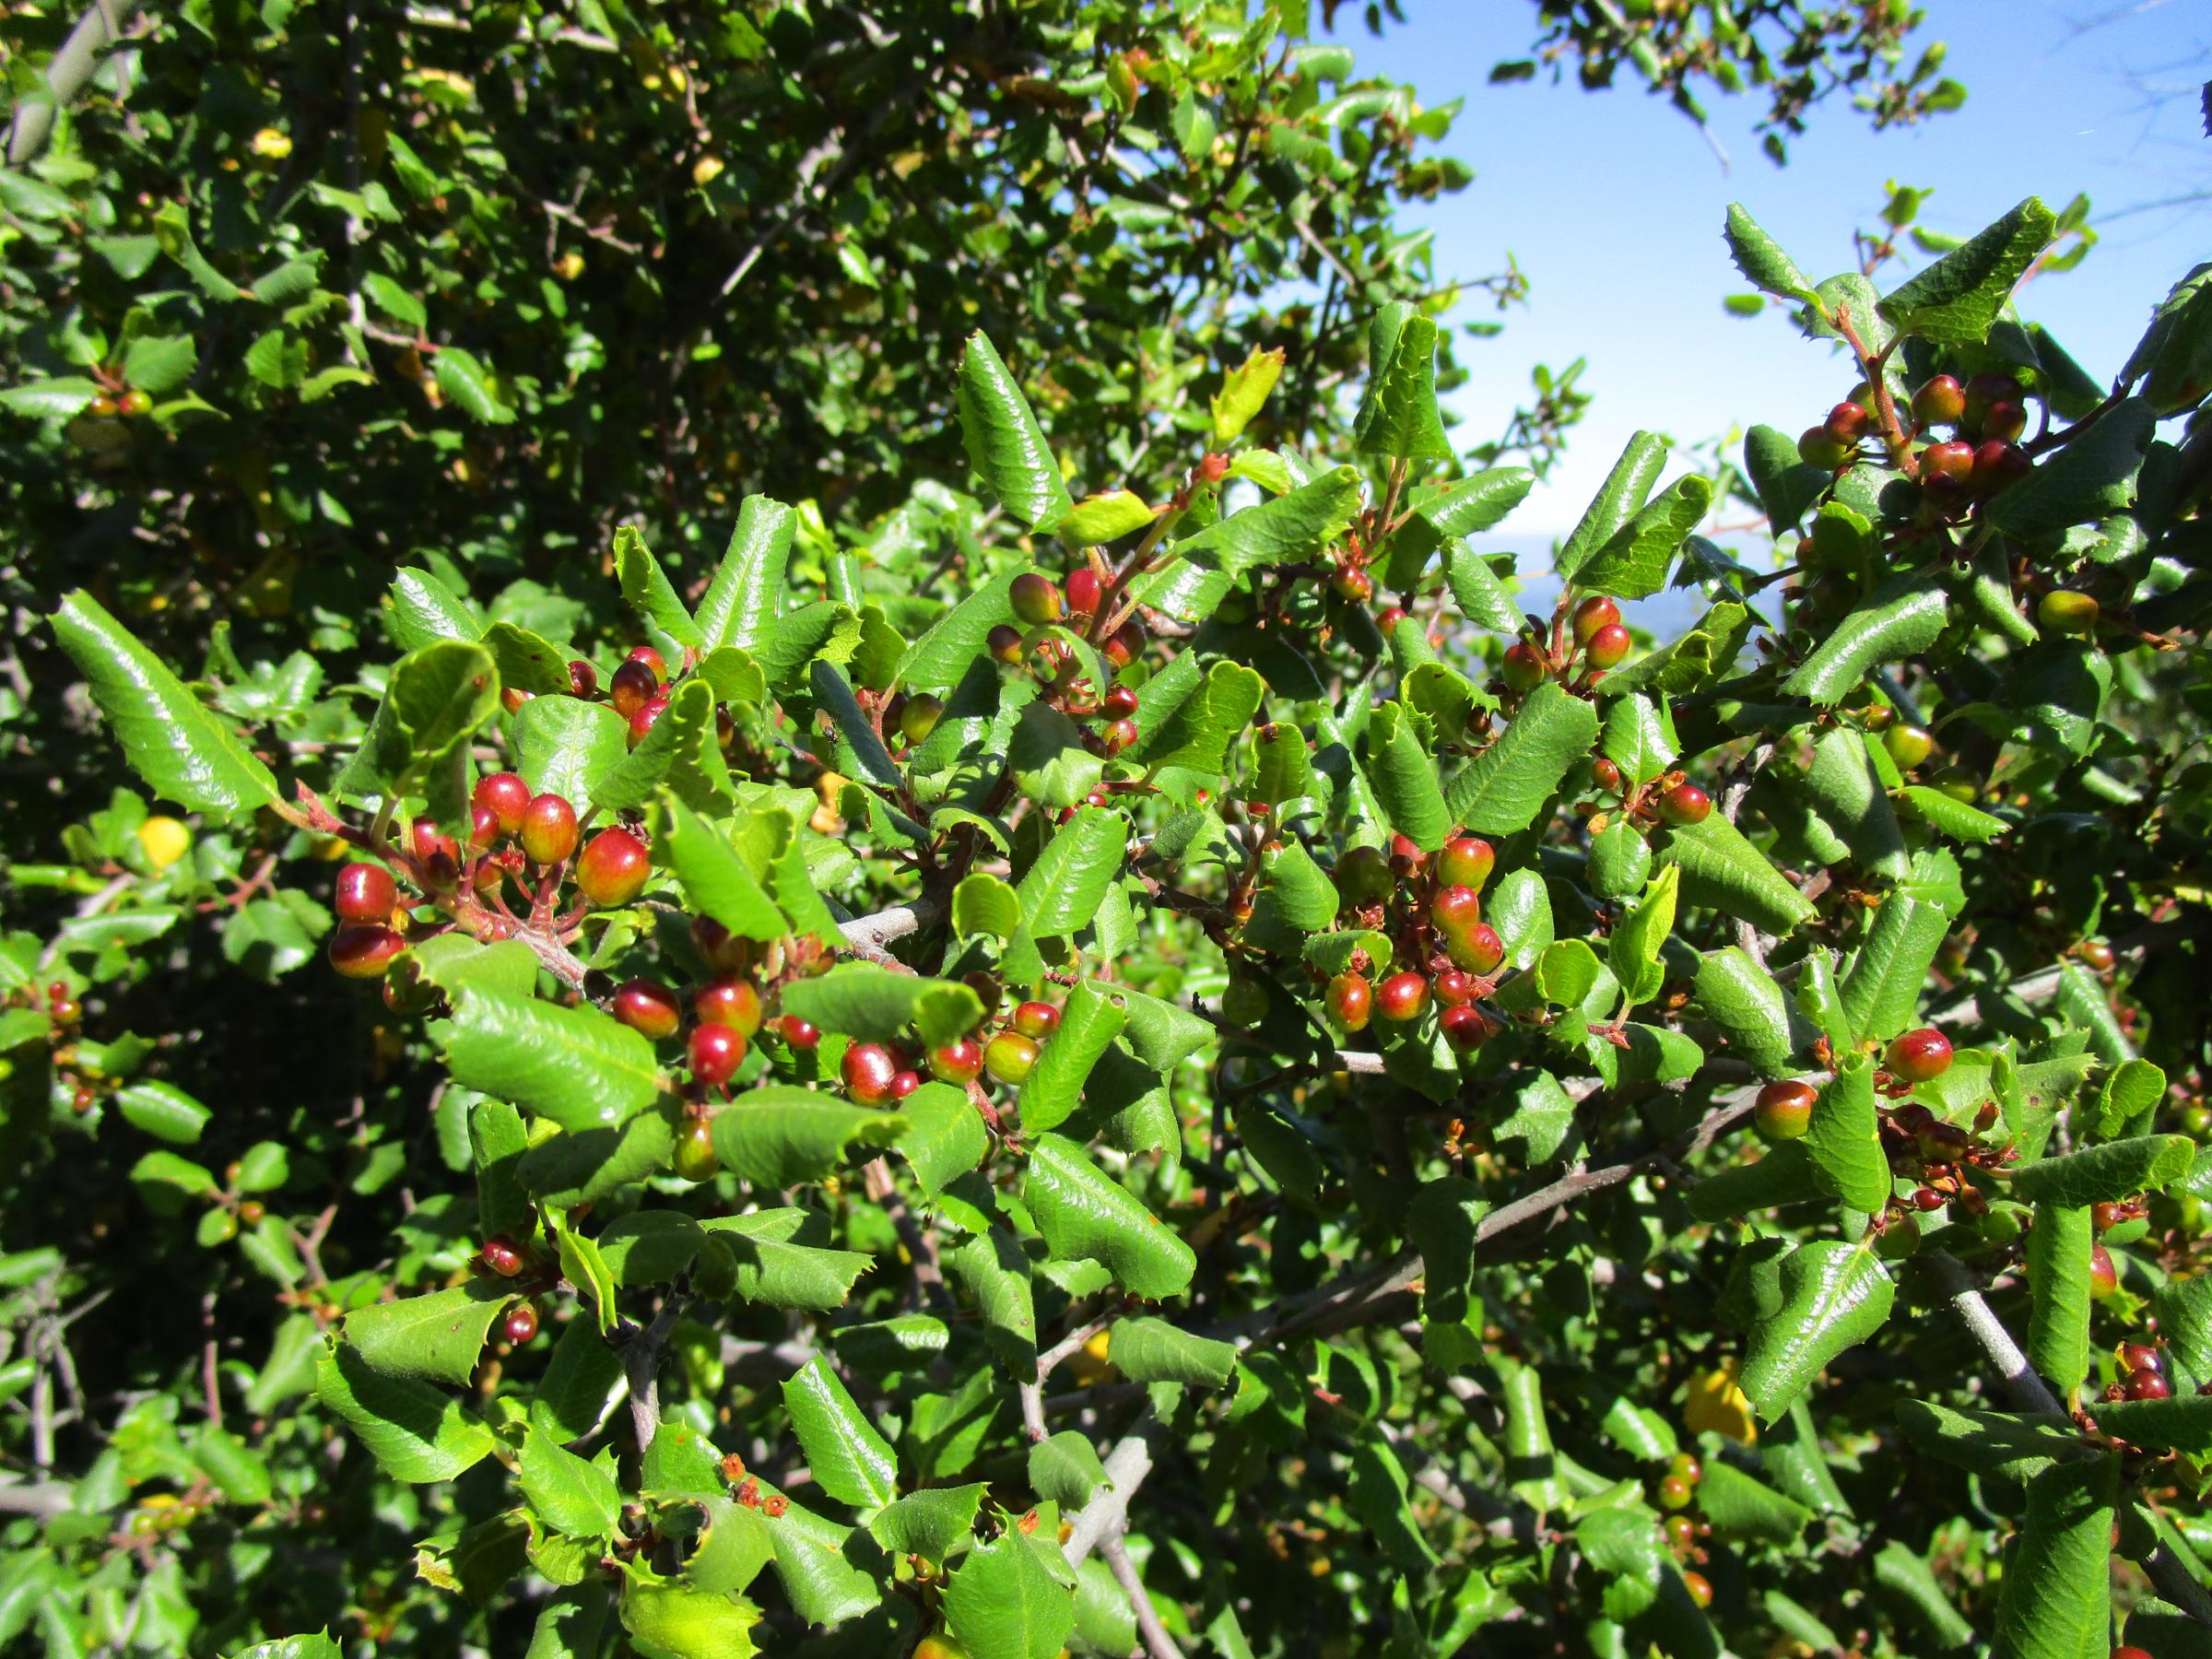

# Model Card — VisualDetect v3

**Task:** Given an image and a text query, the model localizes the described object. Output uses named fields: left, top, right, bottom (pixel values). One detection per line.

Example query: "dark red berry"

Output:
left=1102, top=685, right=1139, bottom=720
left=575, top=829, right=650, bottom=907
left=1433, top=969, right=1478, bottom=1008
left=689, top=1023, right=747, bottom=1086
left=567, top=660, right=598, bottom=700
left=1971, top=440, right=2031, bottom=495
left=1656, top=783, right=1712, bottom=827
left=780, top=1017, right=820, bottom=1050
left=1824, top=400, right=1872, bottom=442
left=480, top=1235, right=528, bottom=1277
left=610, top=658, right=658, bottom=720
left=1103, top=620, right=1146, bottom=667
left=1910, top=1186, right=1946, bottom=1213
left=627, top=645, right=668, bottom=682
left=842, top=1041, right=900, bottom=1105
left=1980, top=399, right=2029, bottom=443
left=628, top=692, right=671, bottom=748
left=1911, top=374, right=1965, bottom=427
left=1376, top=971, right=1430, bottom=1024
left=888, top=1069, right=923, bottom=1099
left=2119, top=1342, right=2161, bottom=1373
left=613, top=980, right=682, bottom=1041
left=987, top=625, right=1024, bottom=665
left=468, top=804, right=503, bottom=853
left=474, top=772, right=531, bottom=836
left=1441, top=1005, right=1487, bottom=1052
left=1885, top=1028, right=1952, bottom=1083
left=335, top=863, right=398, bottom=923
left=521, top=794, right=580, bottom=865
left=2124, top=1368, right=2171, bottom=1401
left=1103, top=718, right=1138, bottom=756
left=1592, top=758, right=1622, bottom=791
left=503, top=1302, right=540, bottom=1344
left=1065, top=568, right=1102, bottom=618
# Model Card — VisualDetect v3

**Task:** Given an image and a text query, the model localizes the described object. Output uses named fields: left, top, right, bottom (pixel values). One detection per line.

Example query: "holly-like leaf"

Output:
left=343, top=1282, right=507, bottom=1387
left=1444, top=683, right=1598, bottom=835
left=1018, top=981, right=1125, bottom=1135
left=1737, top=1241, right=1895, bottom=1422
left=1724, top=204, right=1819, bottom=307
left=1574, top=476, right=1712, bottom=599
left=943, top=1529, right=1077, bottom=1659
left=1024, top=1134, right=1195, bottom=1299
left=1664, top=814, right=1816, bottom=935
left=710, top=1087, right=906, bottom=1188
left=1354, top=304, right=1452, bottom=461
left=2011, top=1135, right=2196, bottom=1207
left=314, top=1346, right=495, bottom=1483
left=438, top=987, right=660, bottom=1134
left=1556, top=432, right=1666, bottom=583
left=1783, top=579, right=1949, bottom=706
left=694, top=495, right=794, bottom=653
left=1016, top=808, right=1129, bottom=940
left=1992, top=1453, right=2116, bottom=1659
left=1802, top=1055, right=1889, bottom=1213
left=1879, top=196, right=2058, bottom=346
left=654, top=791, right=786, bottom=941
left=782, top=1355, right=898, bottom=1510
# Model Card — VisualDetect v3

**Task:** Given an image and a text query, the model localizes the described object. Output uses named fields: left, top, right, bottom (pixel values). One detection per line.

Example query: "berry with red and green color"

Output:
left=987, top=625, right=1024, bottom=665
left=1584, top=623, right=1631, bottom=670
left=1436, top=836, right=1495, bottom=892
left=567, top=660, right=598, bottom=700
left=474, top=772, right=531, bottom=836
left=900, top=694, right=945, bottom=745
left=480, top=1235, right=529, bottom=1277
left=1885, top=1028, right=1953, bottom=1082
left=1911, top=374, right=1966, bottom=427
left=2089, top=1244, right=2119, bottom=1298
left=335, top=862, right=398, bottom=923
left=628, top=692, right=670, bottom=748
left=780, top=1017, right=820, bottom=1050
left=1571, top=594, right=1619, bottom=645
left=502, top=1302, right=539, bottom=1344
left=842, top=1041, right=900, bottom=1104
left=627, top=645, right=668, bottom=681
left=1010, top=571, right=1064, bottom=626
left=329, top=924, right=406, bottom=980
left=1754, top=1079, right=1817, bottom=1142
left=1501, top=641, right=1547, bottom=693
left=1797, top=426, right=1854, bottom=470
left=1376, top=971, right=1430, bottom=1023
left=1824, top=400, right=1871, bottom=442
left=984, top=1030, right=1040, bottom=1087
left=696, top=976, right=763, bottom=1036
left=688, top=1024, right=746, bottom=1086
left=520, top=794, right=580, bottom=865
left=575, top=828, right=650, bottom=907
left=1333, top=566, right=1373, bottom=604
left=1441, top=1006, right=1487, bottom=1052
left=1011, top=1001, right=1061, bottom=1041
left=691, top=915, right=748, bottom=972
left=1655, top=783, right=1712, bottom=827
left=674, top=1118, right=720, bottom=1182
left=1065, top=567, right=1101, bottom=618
left=1326, top=973, right=1371, bottom=1034
left=1103, top=718, right=1139, bottom=756
left=612, top=979, right=682, bottom=1041
left=1102, top=684, right=1139, bottom=720
left=610, top=657, right=658, bottom=720
left=1335, top=844, right=1394, bottom=905
left=929, top=1040, right=984, bottom=1085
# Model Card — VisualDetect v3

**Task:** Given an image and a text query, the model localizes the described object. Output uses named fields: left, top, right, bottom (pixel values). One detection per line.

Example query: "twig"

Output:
left=622, top=1296, right=687, bottom=1455
left=840, top=894, right=947, bottom=965
left=1100, top=1533, right=1184, bottom=1659
left=6, top=1, right=143, bottom=166
left=862, top=1157, right=948, bottom=1309
left=1063, top=1413, right=1163, bottom=1565
left=1018, top=1381, right=1048, bottom=1444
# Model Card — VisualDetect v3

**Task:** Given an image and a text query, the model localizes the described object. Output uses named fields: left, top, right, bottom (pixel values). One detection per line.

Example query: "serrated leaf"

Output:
left=1992, top=1453, right=2116, bottom=1659
left=1696, top=1461, right=1813, bottom=1543
left=1444, top=682, right=1598, bottom=835
left=520, top=1426, right=622, bottom=1539
left=1985, top=397, right=2157, bottom=541
left=344, top=1283, right=506, bottom=1387
left=1664, top=814, right=1816, bottom=935
left=1691, top=947, right=1798, bottom=1078
left=654, top=792, right=785, bottom=941
left=1019, top=982, right=1125, bottom=1135
left=1028, top=1433, right=1108, bottom=1511
left=515, top=694, right=629, bottom=818
left=957, top=333, right=1072, bottom=532
left=778, top=965, right=984, bottom=1046
left=2012, top=1135, right=2196, bottom=1206
left=1128, top=469, right=1361, bottom=622
left=868, top=1483, right=986, bottom=1563
left=1134, top=660, right=1265, bottom=775
left=700, top=1210, right=875, bottom=1312
left=1354, top=304, right=1452, bottom=461
left=386, top=568, right=482, bottom=650
left=951, top=873, right=1020, bottom=941
left=1900, top=784, right=2007, bottom=843
left=438, top=986, right=662, bottom=1133
left=944, top=1530, right=1077, bottom=1659
left=1724, top=204, right=1819, bottom=306
left=1802, top=1054, right=1889, bottom=1212
left=782, top=1355, right=898, bottom=1509
left=1783, top=578, right=1949, bottom=705
left=896, top=1082, right=988, bottom=1197
left=1738, top=1241, right=1895, bottom=1421
left=1556, top=432, right=1666, bottom=583
left=1210, top=346, right=1286, bottom=445
left=1106, top=1316, right=1236, bottom=1386
left=1016, top=808, right=1129, bottom=940
left=1879, top=197, right=2058, bottom=346
left=1575, top=477, right=1712, bottom=599
left=1024, top=1134, right=1194, bottom=1299
left=1364, top=701, right=1450, bottom=852
left=1839, top=889, right=1947, bottom=1041
left=695, top=496, right=793, bottom=653
left=709, top=1087, right=905, bottom=1188
left=315, top=1346, right=494, bottom=1483
left=1799, top=726, right=1910, bottom=880
left=50, top=591, right=281, bottom=820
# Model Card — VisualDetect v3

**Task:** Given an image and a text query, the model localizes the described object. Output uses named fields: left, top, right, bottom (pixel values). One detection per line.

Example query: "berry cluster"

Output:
left=1316, top=831, right=1504, bottom=1054
left=2100, top=1337, right=2174, bottom=1405
left=1653, top=1451, right=1714, bottom=1606
left=1501, top=594, right=1633, bottom=699
left=1794, top=371, right=2034, bottom=519
left=476, top=1232, right=547, bottom=1345
left=987, top=569, right=1147, bottom=759
left=839, top=995, right=1064, bottom=1106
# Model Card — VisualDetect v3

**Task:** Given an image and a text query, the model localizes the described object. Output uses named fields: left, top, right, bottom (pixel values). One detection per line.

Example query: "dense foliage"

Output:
left=15, top=5, right=2212, bottom=1659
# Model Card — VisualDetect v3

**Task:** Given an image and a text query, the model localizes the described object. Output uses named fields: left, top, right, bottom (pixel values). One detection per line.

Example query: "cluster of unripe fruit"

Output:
left=1794, top=371, right=2035, bottom=520
left=1652, top=1451, right=1714, bottom=1606
left=837, top=995, right=1064, bottom=1106
left=476, top=1232, right=547, bottom=1345
left=1311, top=831, right=1506, bottom=1054
left=1500, top=594, right=1633, bottom=698
left=325, top=769, right=652, bottom=982
left=986, top=569, right=1146, bottom=759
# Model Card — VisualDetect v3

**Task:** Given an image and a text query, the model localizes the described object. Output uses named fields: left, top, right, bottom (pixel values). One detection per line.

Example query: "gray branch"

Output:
left=7, top=2, right=142, bottom=167
left=1100, top=1532, right=1184, bottom=1659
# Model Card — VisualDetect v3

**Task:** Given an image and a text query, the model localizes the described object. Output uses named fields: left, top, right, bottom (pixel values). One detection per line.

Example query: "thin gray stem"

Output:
left=1100, top=1532, right=1184, bottom=1659
left=623, top=1297, right=688, bottom=1456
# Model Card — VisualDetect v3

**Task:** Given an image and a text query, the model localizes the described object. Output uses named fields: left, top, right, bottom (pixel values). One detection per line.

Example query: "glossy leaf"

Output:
left=957, top=332, right=1072, bottom=533
left=1024, top=1134, right=1195, bottom=1299
left=1737, top=1241, right=1896, bottom=1422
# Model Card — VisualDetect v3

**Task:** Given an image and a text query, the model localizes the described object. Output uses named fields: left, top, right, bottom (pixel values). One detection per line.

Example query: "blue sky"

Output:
left=1348, top=0, right=2210, bottom=547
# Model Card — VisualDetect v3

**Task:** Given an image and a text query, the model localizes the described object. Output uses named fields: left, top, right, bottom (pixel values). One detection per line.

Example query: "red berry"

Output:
left=689, top=1023, right=747, bottom=1086
left=1656, top=783, right=1712, bottom=827
left=467, top=804, right=503, bottom=853
left=521, top=794, right=580, bottom=865
left=1010, top=571, right=1064, bottom=626
left=842, top=1041, right=900, bottom=1104
left=1436, top=836, right=1495, bottom=892
left=2089, top=1244, right=2119, bottom=1298
left=695, top=976, right=763, bottom=1036
left=1824, top=400, right=1872, bottom=442
left=1103, top=718, right=1139, bottom=756
left=1441, top=1005, right=1487, bottom=1052
left=1962, top=372, right=2023, bottom=432
left=1326, top=973, right=1371, bottom=1034
left=1334, top=566, right=1374, bottom=604
left=474, top=772, right=531, bottom=836
left=1584, top=623, right=1630, bottom=670
left=987, top=625, right=1024, bottom=665
left=503, top=1302, right=540, bottom=1344
left=1389, top=832, right=1425, bottom=876
left=1101, top=685, right=1139, bottom=720
left=335, top=862, right=398, bottom=923
left=1911, top=375, right=1965, bottom=427
left=1910, top=1186, right=1946, bottom=1213
left=1980, top=399, right=2029, bottom=443
left=1754, top=1080, right=1816, bottom=1142
left=983, top=1030, right=1040, bottom=1086
left=1571, top=594, right=1619, bottom=645
left=613, top=979, right=682, bottom=1041
left=2124, top=1368, right=2171, bottom=1401
left=1376, top=971, right=1430, bottom=1024
left=1592, top=758, right=1622, bottom=791
left=889, top=1070, right=923, bottom=1099
left=610, top=658, right=658, bottom=720
left=1681, top=1570, right=1713, bottom=1610
left=627, top=645, right=668, bottom=682
left=1065, top=568, right=1102, bottom=618
left=1011, top=1002, right=1061, bottom=1041
left=480, top=1235, right=528, bottom=1277
left=329, top=924, right=405, bottom=980
left=567, top=660, right=598, bottom=700
left=628, top=692, right=671, bottom=748
left=929, top=1040, right=984, bottom=1085
left=1971, top=440, right=2031, bottom=496
left=780, top=1017, right=820, bottom=1050
left=2114, top=1649, right=2157, bottom=1659
left=1921, top=440, right=1974, bottom=485
left=1102, top=620, right=1145, bottom=667
left=691, top=915, right=748, bottom=973
left=2119, top=1342, right=2161, bottom=1373
left=575, top=828, right=650, bottom=907
left=1432, top=969, right=1478, bottom=1007
left=1501, top=641, right=1546, bottom=693
left=1885, top=1028, right=1953, bottom=1083
left=1430, top=880, right=1486, bottom=944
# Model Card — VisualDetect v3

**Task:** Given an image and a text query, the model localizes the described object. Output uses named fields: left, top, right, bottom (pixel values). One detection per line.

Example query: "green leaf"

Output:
left=957, top=333, right=1072, bottom=532
left=1687, top=1142, right=1823, bottom=1220
left=901, top=572, right=1018, bottom=696
left=868, top=1483, right=986, bottom=1563
left=520, top=1425, right=622, bottom=1539
left=2092, top=1396, right=2212, bottom=1456
left=1556, top=432, right=1665, bottom=583
left=1870, top=1542, right=1976, bottom=1652
left=531, top=1320, right=625, bottom=1442
left=778, top=966, right=985, bottom=1046
left=438, top=986, right=662, bottom=1133
left=618, top=1583, right=759, bottom=1659
left=1798, top=726, right=1910, bottom=881
left=896, top=1083, right=988, bottom=1197
left=1783, top=578, right=1949, bottom=705
left=1696, top=1461, right=1813, bottom=1543
left=1663, top=814, right=1816, bottom=935
left=1691, top=947, right=1798, bottom=1078
left=1992, top=1453, right=2116, bottom=1659
left=1803, top=1055, right=1889, bottom=1213
left=1347, top=1430, right=1441, bottom=1573
left=949, top=1228, right=1040, bottom=1372
left=944, top=1530, right=1077, bottom=1659
left=385, top=569, right=482, bottom=650
left=2095, top=1058, right=2168, bottom=1138
left=2028, top=1201, right=2094, bottom=1398
left=1737, top=1241, right=1896, bottom=1422
left=482, top=622, right=572, bottom=696
left=339, top=639, right=501, bottom=806
left=695, top=496, right=793, bottom=653
left=1008, top=703, right=1105, bottom=811
left=1444, top=683, right=1599, bottom=835
left=1985, top=397, right=2157, bottom=541
left=700, top=1210, right=875, bottom=1312
left=1879, top=197, right=2058, bottom=346
left=1840, top=889, right=1947, bottom=1041
left=1024, top=1133, right=1195, bottom=1299
left=1724, top=204, right=1819, bottom=306
left=0, top=375, right=105, bottom=418
left=654, top=792, right=785, bottom=941
left=1742, top=425, right=1832, bottom=535
left=709, top=1087, right=906, bottom=1187
left=124, top=332, right=196, bottom=396
left=432, top=346, right=516, bottom=423
left=113, top=1081, right=211, bottom=1145
left=314, top=1345, right=495, bottom=1483
left=1354, top=305, right=1453, bottom=461
left=1900, top=784, right=2007, bottom=844
left=1029, top=1432, right=1109, bottom=1510
left=782, top=1355, right=898, bottom=1510
left=1018, top=981, right=1125, bottom=1135
left=1106, top=1316, right=1237, bottom=1386
left=810, top=658, right=901, bottom=791
left=1134, top=660, right=1266, bottom=775
left=50, top=592, right=281, bottom=820
left=767, top=1497, right=883, bottom=1627
left=1129, top=470, right=1362, bottom=622
left=515, top=694, right=629, bottom=818
left=343, top=1283, right=506, bottom=1387
left=1575, top=477, right=1712, bottom=599
left=594, top=680, right=732, bottom=815
left=1016, top=808, right=1129, bottom=940
left=1597, top=601, right=1752, bottom=700
left=1610, top=864, right=1681, bottom=1006
left=1057, top=489, right=1156, bottom=547
left=2011, top=1136, right=2196, bottom=1206
left=1364, top=701, right=1451, bottom=853
left=951, top=873, right=1021, bottom=942
left=1441, top=540, right=1524, bottom=631
left=152, top=202, right=247, bottom=300
left=1210, top=346, right=1286, bottom=445
left=615, top=525, right=705, bottom=651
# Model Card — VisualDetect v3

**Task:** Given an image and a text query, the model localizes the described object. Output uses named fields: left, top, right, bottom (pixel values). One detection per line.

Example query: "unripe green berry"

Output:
left=2038, top=590, right=2099, bottom=636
